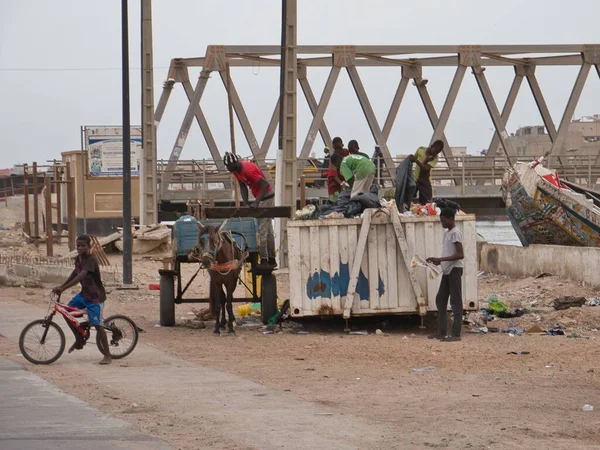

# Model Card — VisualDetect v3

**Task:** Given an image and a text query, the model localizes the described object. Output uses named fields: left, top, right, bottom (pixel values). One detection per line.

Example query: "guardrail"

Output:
left=156, top=154, right=600, bottom=201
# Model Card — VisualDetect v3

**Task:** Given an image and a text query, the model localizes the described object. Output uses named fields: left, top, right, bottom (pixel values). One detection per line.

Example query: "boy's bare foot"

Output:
left=99, top=356, right=112, bottom=365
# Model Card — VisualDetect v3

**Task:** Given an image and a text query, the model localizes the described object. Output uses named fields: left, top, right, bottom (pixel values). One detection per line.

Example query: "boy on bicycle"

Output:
left=52, top=234, right=111, bottom=365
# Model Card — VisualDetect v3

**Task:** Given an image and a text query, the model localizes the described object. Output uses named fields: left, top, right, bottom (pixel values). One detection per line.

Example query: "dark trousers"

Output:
left=436, top=268, right=463, bottom=337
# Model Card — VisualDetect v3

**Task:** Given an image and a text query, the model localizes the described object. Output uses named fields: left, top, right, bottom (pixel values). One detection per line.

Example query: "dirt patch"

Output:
left=2, top=267, right=600, bottom=449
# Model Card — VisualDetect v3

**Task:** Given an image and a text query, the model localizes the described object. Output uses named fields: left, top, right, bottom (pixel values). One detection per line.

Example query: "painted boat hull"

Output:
left=502, top=163, right=600, bottom=247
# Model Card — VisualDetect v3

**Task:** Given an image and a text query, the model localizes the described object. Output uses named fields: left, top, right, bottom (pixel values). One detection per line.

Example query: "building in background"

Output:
left=502, top=115, right=600, bottom=159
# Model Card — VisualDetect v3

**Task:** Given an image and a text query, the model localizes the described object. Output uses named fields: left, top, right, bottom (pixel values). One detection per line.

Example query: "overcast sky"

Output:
left=1, top=0, right=599, bottom=168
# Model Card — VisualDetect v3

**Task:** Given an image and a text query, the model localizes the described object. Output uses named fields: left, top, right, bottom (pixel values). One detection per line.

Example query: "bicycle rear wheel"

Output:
left=97, top=315, right=139, bottom=359
left=19, top=319, right=66, bottom=365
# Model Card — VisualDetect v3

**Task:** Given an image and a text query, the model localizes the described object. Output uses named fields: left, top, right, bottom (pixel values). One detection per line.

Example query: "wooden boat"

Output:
left=502, top=156, right=600, bottom=247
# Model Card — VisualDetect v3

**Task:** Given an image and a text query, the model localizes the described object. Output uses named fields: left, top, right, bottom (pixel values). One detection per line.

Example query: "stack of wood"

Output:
left=62, top=224, right=171, bottom=260
left=114, top=224, right=170, bottom=254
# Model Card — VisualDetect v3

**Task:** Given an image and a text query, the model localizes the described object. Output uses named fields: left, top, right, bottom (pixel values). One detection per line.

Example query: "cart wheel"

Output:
left=261, top=274, right=277, bottom=325
left=159, top=269, right=175, bottom=326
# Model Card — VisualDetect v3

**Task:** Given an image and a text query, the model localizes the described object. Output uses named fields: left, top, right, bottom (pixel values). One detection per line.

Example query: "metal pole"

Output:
left=80, top=126, right=87, bottom=234
left=122, top=0, right=133, bottom=286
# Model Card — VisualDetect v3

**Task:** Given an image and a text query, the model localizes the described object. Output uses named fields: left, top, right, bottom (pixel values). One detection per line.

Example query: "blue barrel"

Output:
left=173, top=215, right=200, bottom=258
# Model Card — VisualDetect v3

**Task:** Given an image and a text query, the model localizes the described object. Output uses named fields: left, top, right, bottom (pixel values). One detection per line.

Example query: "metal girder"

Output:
left=298, top=66, right=340, bottom=161
left=549, top=63, right=592, bottom=161
left=382, top=76, right=409, bottom=140
left=346, top=65, right=395, bottom=179
left=478, top=69, right=524, bottom=178
left=276, top=0, right=297, bottom=269
left=430, top=65, right=466, bottom=145
left=162, top=69, right=211, bottom=189
left=180, top=69, right=225, bottom=171
left=217, top=71, right=262, bottom=162
left=472, top=66, right=517, bottom=165
left=526, top=72, right=557, bottom=141
left=414, top=80, right=456, bottom=166
left=140, top=0, right=156, bottom=225
left=258, top=100, right=280, bottom=160
left=298, top=65, right=333, bottom=149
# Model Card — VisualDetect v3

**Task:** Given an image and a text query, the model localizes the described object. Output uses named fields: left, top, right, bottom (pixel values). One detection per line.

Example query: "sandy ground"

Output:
left=2, top=225, right=600, bottom=449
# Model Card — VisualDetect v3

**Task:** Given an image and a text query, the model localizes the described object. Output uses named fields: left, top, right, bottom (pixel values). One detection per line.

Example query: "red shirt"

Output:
left=233, top=161, right=273, bottom=198
left=326, top=150, right=348, bottom=195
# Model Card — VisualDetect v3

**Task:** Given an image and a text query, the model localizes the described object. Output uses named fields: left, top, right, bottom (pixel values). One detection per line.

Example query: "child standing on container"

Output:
left=427, top=207, right=464, bottom=341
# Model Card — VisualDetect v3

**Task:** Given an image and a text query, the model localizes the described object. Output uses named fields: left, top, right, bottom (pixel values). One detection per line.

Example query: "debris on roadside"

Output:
left=412, top=365, right=436, bottom=372
left=553, top=296, right=586, bottom=311
left=546, top=325, right=566, bottom=336
left=586, top=297, right=600, bottom=306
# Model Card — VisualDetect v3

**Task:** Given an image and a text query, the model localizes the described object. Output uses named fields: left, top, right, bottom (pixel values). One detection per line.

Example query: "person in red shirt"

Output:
left=224, top=152, right=276, bottom=266
left=326, top=137, right=350, bottom=201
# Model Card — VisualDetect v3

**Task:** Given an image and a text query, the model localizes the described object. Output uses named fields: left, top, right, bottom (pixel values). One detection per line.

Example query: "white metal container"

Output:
left=287, top=210, right=477, bottom=317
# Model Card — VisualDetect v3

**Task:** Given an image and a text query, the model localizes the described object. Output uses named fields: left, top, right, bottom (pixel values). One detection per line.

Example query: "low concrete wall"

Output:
left=0, top=263, right=73, bottom=285
left=480, top=243, right=600, bottom=287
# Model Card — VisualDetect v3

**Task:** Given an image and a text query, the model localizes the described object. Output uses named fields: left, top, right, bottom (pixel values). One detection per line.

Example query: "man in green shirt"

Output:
left=340, top=153, right=376, bottom=199
left=409, top=140, right=444, bottom=204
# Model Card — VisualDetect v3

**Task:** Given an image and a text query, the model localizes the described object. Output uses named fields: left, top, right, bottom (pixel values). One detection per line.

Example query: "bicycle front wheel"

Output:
left=97, top=315, right=139, bottom=359
left=19, top=319, right=66, bottom=365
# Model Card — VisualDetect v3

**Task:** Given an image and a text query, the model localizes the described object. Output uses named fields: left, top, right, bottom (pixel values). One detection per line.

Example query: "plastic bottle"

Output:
left=583, top=404, right=594, bottom=411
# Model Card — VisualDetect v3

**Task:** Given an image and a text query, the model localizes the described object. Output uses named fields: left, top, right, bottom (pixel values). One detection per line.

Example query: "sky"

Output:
left=1, top=0, right=599, bottom=168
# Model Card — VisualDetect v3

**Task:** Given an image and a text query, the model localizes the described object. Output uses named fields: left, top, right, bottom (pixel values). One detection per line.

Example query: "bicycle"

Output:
left=19, top=294, right=139, bottom=365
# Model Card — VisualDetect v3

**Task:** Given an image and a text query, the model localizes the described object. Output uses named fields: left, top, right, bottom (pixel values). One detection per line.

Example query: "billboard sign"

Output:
left=85, top=126, right=141, bottom=177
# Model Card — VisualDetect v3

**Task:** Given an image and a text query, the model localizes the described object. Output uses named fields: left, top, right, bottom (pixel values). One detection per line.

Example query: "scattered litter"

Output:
left=375, top=329, right=384, bottom=335
left=254, top=393, right=267, bottom=397
left=411, top=254, right=442, bottom=279
left=567, top=332, right=582, bottom=339
left=349, top=330, right=369, bottom=335
left=295, top=358, right=305, bottom=361
left=315, top=412, right=334, bottom=416
left=487, top=327, right=500, bottom=333
left=477, top=271, right=485, bottom=277
left=535, top=272, right=552, bottom=279
left=546, top=325, right=565, bottom=336
left=263, top=330, right=275, bottom=335
left=586, top=297, right=600, bottom=306
left=294, top=204, right=316, bottom=220
left=529, top=313, right=541, bottom=322
left=503, top=322, right=524, bottom=335
left=507, top=351, right=530, bottom=355
left=148, top=283, right=160, bottom=290
left=412, top=365, right=436, bottom=372
left=296, top=330, right=310, bottom=335
left=468, top=327, right=488, bottom=334
left=545, top=365, right=554, bottom=368
left=583, top=404, right=594, bottom=411
left=356, top=378, right=361, bottom=380
left=154, top=324, right=161, bottom=328
left=131, top=403, right=139, bottom=408
left=526, top=324, right=545, bottom=334
left=305, top=368, right=315, bottom=371
left=553, top=296, right=586, bottom=311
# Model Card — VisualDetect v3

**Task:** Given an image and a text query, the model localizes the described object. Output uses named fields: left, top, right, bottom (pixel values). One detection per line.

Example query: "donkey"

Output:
left=196, top=224, right=246, bottom=334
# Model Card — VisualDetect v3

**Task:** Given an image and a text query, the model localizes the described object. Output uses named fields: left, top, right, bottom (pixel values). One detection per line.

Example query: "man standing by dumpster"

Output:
left=409, top=140, right=444, bottom=204
left=426, top=207, right=464, bottom=341
left=340, top=153, right=376, bottom=199
left=224, top=152, right=276, bottom=266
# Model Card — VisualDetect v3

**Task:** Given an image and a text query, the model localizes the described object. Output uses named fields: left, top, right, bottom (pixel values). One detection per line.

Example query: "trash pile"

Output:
left=293, top=187, right=381, bottom=220
left=292, top=185, right=466, bottom=221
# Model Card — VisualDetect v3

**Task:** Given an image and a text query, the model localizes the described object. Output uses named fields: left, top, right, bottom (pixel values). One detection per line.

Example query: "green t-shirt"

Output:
left=413, top=146, right=439, bottom=181
left=340, top=154, right=376, bottom=181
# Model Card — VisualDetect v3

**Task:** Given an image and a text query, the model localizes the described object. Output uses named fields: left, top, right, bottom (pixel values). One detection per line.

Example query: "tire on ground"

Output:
left=159, top=269, right=176, bottom=326
left=261, top=274, right=278, bottom=325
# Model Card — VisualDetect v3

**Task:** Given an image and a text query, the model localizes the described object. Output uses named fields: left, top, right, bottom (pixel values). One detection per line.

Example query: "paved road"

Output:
left=0, top=299, right=394, bottom=450
left=0, top=357, right=170, bottom=450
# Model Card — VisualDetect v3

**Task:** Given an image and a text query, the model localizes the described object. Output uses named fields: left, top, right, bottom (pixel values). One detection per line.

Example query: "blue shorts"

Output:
left=68, top=294, right=104, bottom=326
